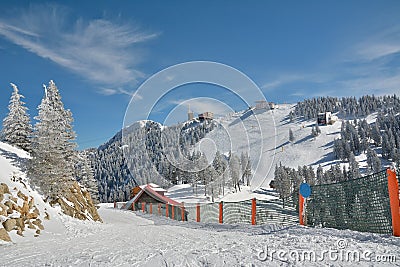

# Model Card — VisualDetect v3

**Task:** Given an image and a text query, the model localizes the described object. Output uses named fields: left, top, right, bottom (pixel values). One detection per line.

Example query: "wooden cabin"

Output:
left=128, top=183, right=180, bottom=207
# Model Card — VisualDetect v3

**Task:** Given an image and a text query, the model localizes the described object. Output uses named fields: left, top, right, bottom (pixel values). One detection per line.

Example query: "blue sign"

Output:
left=299, top=183, right=311, bottom=198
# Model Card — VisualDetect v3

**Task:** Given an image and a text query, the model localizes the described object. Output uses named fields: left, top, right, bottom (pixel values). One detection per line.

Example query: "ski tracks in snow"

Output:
left=1, top=205, right=400, bottom=266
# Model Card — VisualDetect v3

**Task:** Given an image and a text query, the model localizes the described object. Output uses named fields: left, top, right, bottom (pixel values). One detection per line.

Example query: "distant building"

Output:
left=128, top=183, right=178, bottom=206
left=255, top=100, right=275, bottom=110
left=188, top=105, right=194, bottom=121
left=317, top=112, right=337, bottom=125
left=198, top=111, right=213, bottom=120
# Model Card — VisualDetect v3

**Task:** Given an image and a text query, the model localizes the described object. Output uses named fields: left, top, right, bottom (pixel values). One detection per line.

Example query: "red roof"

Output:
left=132, top=184, right=180, bottom=206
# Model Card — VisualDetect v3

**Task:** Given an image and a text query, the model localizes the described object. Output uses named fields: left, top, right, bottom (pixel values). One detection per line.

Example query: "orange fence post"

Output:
left=196, top=204, right=200, bottom=222
left=181, top=203, right=185, bottom=222
left=158, top=203, right=161, bottom=215
left=171, top=205, right=175, bottom=220
left=387, top=169, right=400, bottom=237
left=251, top=198, right=256, bottom=225
left=142, top=202, right=145, bottom=212
left=149, top=203, right=153, bottom=214
left=219, top=202, right=223, bottom=224
left=299, top=194, right=304, bottom=226
left=132, top=202, right=135, bottom=211
left=166, top=204, right=169, bottom=218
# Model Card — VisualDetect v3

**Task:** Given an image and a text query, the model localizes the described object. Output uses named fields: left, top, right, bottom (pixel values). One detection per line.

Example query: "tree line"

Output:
left=274, top=95, right=400, bottom=199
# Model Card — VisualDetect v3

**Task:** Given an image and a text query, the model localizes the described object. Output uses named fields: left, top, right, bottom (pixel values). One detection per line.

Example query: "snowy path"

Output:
left=1, top=205, right=400, bottom=266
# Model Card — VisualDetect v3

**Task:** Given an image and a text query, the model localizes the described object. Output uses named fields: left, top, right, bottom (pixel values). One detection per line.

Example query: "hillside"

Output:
left=90, top=95, right=400, bottom=203
left=198, top=104, right=344, bottom=190
left=0, top=142, right=100, bottom=243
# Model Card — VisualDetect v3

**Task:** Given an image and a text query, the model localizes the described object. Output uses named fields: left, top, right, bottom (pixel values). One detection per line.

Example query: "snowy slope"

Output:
left=165, top=184, right=280, bottom=203
left=1, top=204, right=399, bottom=266
left=200, top=105, right=345, bottom=190
left=1, top=142, right=399, bottom=266
left=0, top=142, right=89, bottom=243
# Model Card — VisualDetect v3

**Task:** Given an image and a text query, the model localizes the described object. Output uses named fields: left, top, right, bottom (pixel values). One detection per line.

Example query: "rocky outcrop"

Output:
left=0, top=228, right=11, bottom=242
left=50, top=181, right=102, bottom=222
left=0, top=183, right=43, bottom=242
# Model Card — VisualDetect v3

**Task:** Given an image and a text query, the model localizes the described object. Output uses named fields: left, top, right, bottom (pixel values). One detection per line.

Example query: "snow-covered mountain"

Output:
left=1, top=141, right=399, bottom=266
left=89, top=119, right=217, bottom=202
left=91, top=95, right=400, bottom=203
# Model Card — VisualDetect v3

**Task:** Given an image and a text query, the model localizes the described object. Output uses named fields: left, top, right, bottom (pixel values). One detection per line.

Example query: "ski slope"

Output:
left=202, top=105, right=352, bottom=190
left=1, top=142, right=399, bottom=266
left=1, top=204, right=399, bottom=266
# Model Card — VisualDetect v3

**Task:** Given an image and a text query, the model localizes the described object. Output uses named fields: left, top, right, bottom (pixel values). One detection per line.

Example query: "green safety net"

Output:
left=184, top=205, right=198, bottom=222
left=182, top=198, right=298, bottom=226
left=199, top=202, right=219, bottom=224
left=256, top=199, right=298, bottom=226
left=223, top=200, right=252, bottom=224
left=306, top=170, right=393, bottom=234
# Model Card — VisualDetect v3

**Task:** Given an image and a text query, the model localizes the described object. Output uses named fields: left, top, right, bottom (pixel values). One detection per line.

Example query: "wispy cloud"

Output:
left=0, top=4, right=158, bottom=94
left=262, top=73, right=332, bottom=91
left=355, top=25, right=400, bottom=62
left=262, top=25, right=400, bottom=99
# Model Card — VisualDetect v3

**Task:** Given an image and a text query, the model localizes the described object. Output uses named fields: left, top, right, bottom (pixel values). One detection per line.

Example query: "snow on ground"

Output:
left=0, top=142, right=68, bottom=242
left=166, top=184, right=279, bottom=204
left=200, top=104, right=384, bottom=191
left=1, top=204, right=399, bottom=266
left=1, top=137, right=400, bottom=266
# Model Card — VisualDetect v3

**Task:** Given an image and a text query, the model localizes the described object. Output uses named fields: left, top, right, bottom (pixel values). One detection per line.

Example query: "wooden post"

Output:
left=181, top=203, right=185, bottom=222
left=251, top=198, right=256, bottom=225
left=142, top=202, right=145, bottom=212
left=114, top=201, right=116, bottom=209
left=219, top=202, right=223, bottom=224
left=387, top=169, right=400, bottom=237
left=299, top=194, right=305, bottom=226
left=158, top=203, right=161, bottom=215
left=149, top=203, right=153, bottom=214
left=196, top=204, right=200, bottom=222
left=171, top=204, right=175, bottom=220
left=166, top=203, right=169, bottom=218
left=132, top=202, right=135, bottom=211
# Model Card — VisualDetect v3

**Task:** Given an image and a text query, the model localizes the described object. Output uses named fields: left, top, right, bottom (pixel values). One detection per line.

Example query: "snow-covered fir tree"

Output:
left=289, top=128, right=295, bottom=143
left=75, top=151, right=100, bottom=204
left=29, top=80, right=77, bottom=198
left=240, top=152, right=252, bottom=186
left=229, top=152, right=241, bottom=192
left=1, top=83, right=32, bottom=151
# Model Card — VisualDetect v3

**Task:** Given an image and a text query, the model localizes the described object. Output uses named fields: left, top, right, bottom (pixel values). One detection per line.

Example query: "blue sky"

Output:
left=0, top=1, right=399, bottom=149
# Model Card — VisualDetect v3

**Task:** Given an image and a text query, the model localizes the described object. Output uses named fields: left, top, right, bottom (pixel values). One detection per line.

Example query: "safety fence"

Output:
left=119, top=197, right=298, bottom=227
left=300, top=169, right=400, bottom=236
left=115, top=169, right=399, bottom=236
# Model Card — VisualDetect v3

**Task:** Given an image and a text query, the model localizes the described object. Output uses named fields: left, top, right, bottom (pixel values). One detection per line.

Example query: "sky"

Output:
left=0, top=1, right=399, bottom=149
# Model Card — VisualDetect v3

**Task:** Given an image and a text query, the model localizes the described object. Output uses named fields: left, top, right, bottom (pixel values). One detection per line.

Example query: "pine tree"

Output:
left=229, top=152, right=241, bottom=192
left=274, top=163, right=292, bottom=198
left=316, top=164, right=324, bottom=185
left=2, top=83, right=32, bottom=151
left=240, top=152, right=252, bottom=186
left=348, top=152, right=360, bottom=179
left=371, top=122, right=381, bottom=146
left=76, top=151, right=100, bottom=204
left=29, top=80, right=78, bottom=198
left=289, top=128, right=295, bottom=143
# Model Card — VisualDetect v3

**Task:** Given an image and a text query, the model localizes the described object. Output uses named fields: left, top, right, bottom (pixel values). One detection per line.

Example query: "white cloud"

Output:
left=0, top=4, right=158, bottom=93
left=354, top=25, right=400, bottom=62
left=357, top=43, right=400, bottom=62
